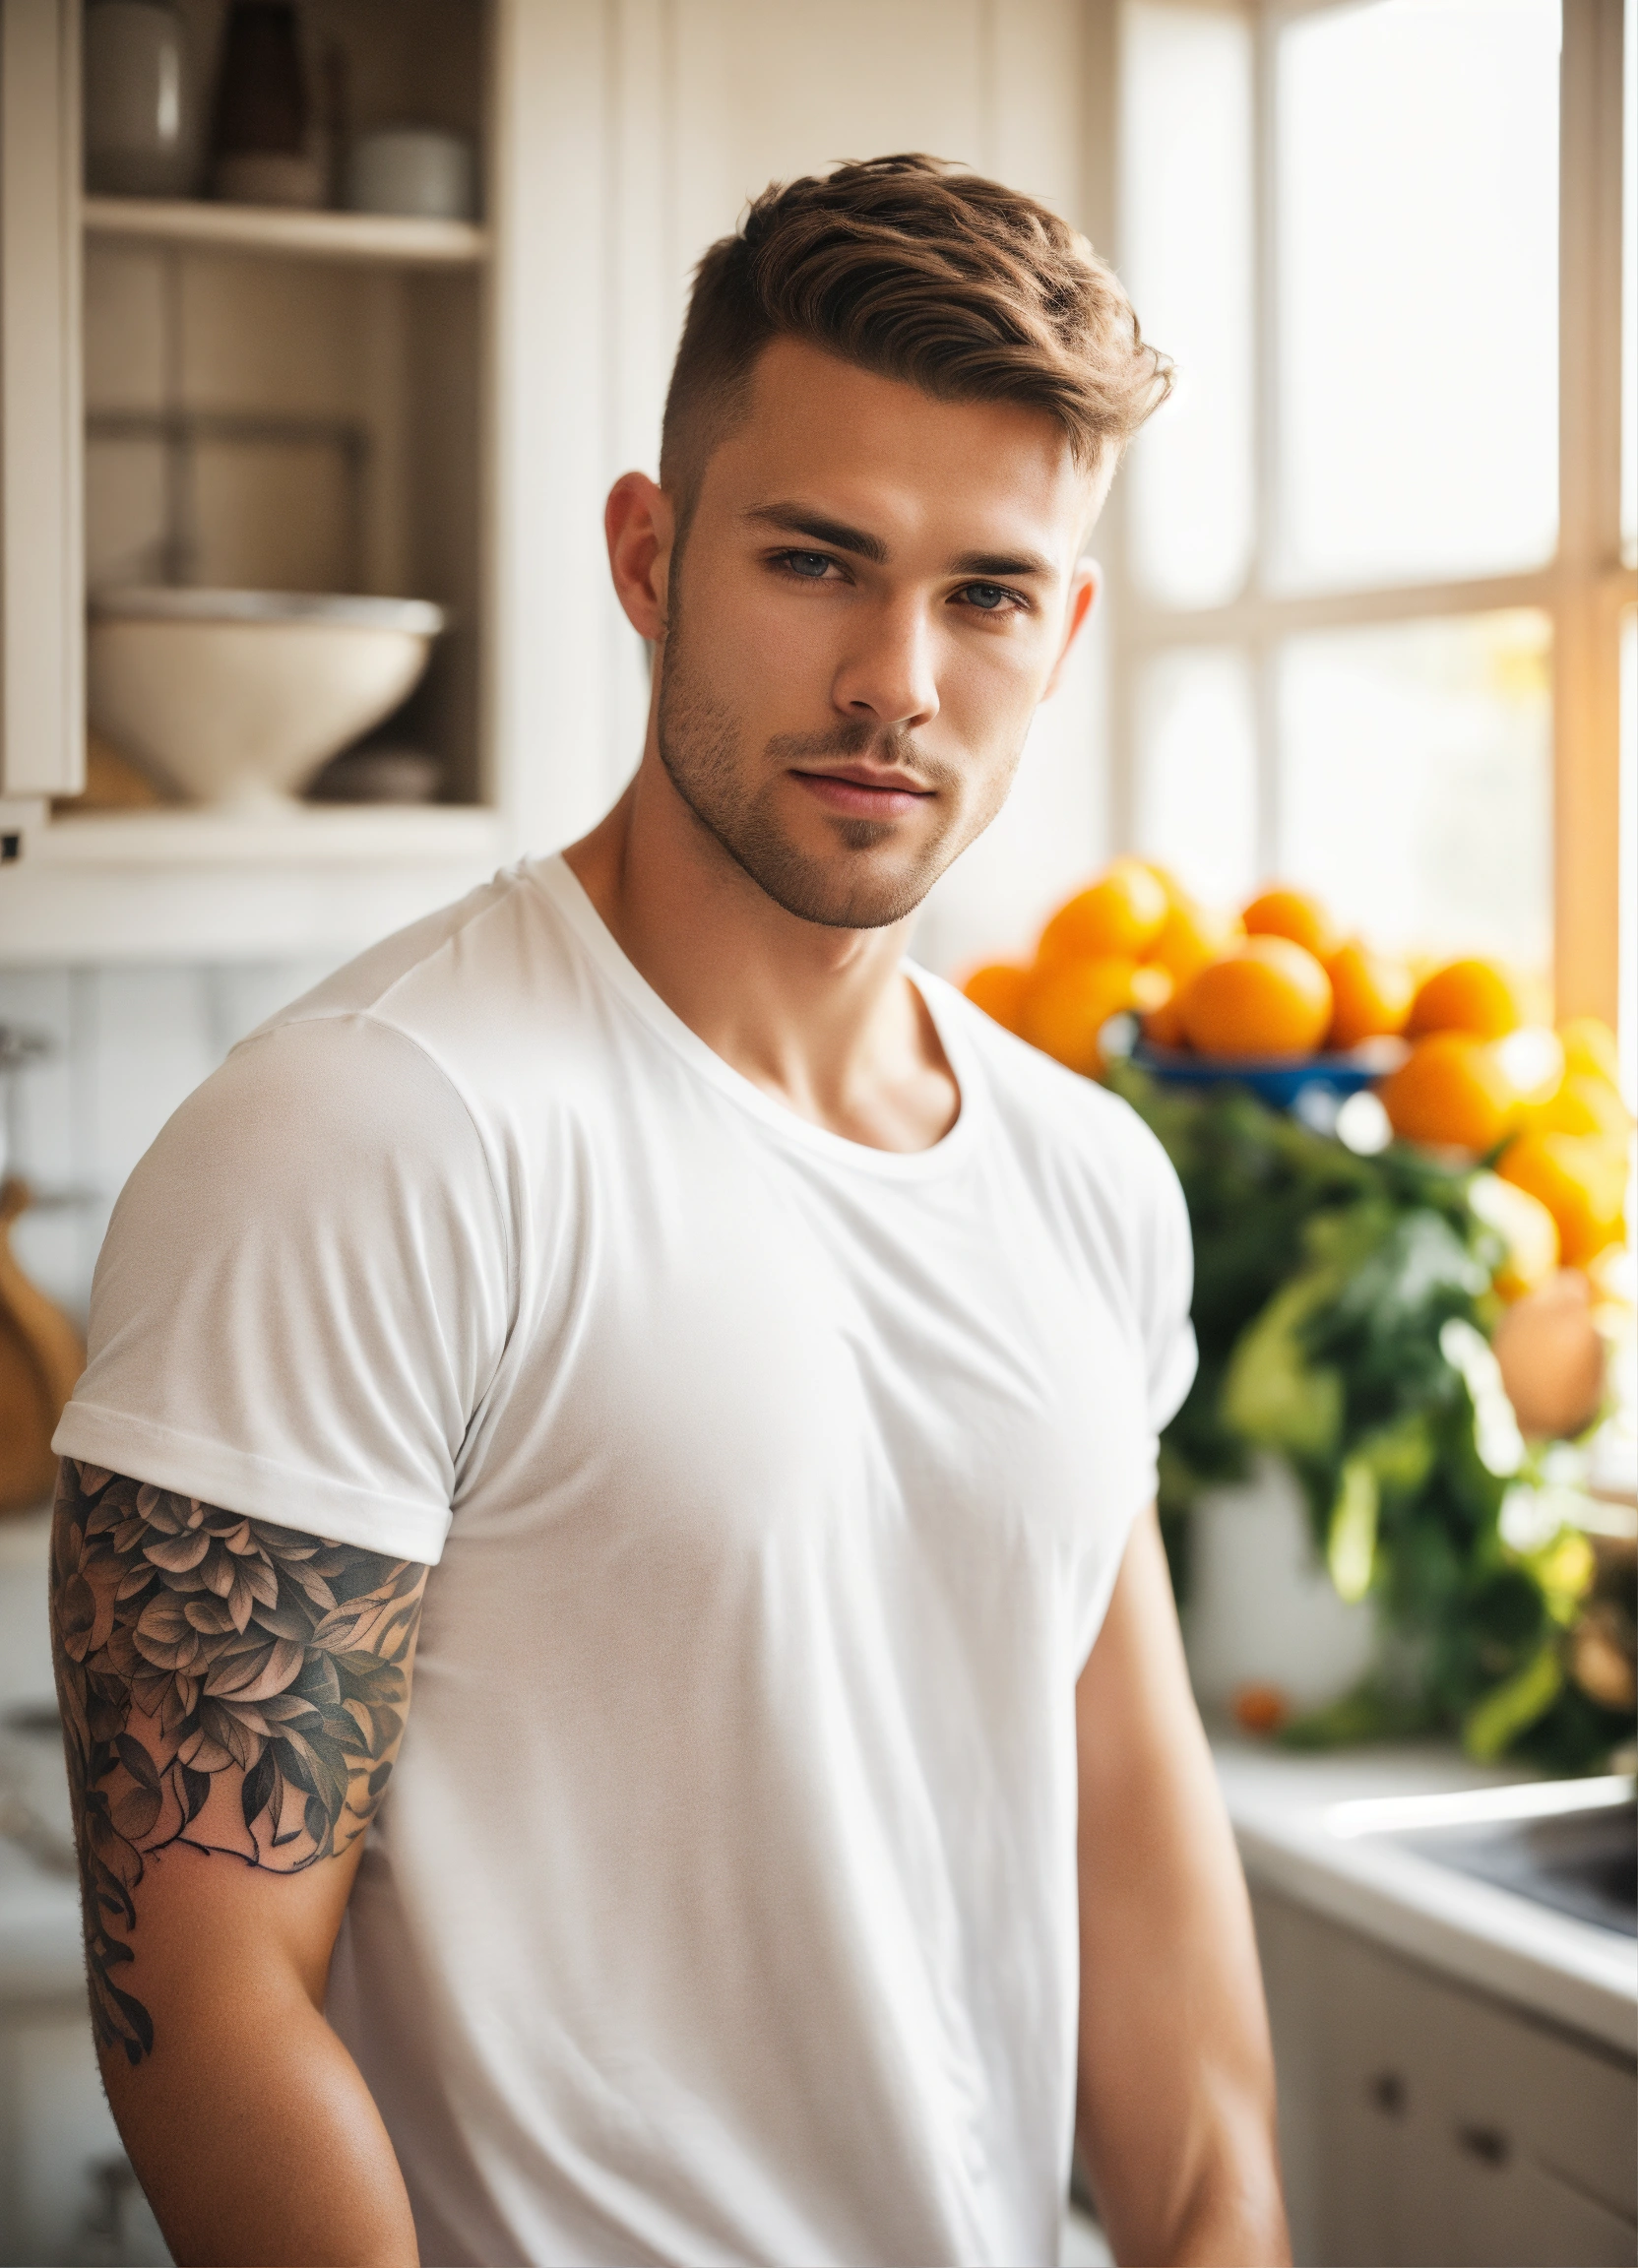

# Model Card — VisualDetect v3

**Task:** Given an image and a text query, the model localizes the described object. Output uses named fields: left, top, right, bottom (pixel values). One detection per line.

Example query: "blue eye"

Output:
left=961, top=583, right=1016, bottom=611
left=782, top=551, right=835, bottom=580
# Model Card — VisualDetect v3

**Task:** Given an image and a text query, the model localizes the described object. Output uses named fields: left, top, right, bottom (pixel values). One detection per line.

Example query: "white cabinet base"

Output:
left=1253, top=1885, right=1637, bottom=2267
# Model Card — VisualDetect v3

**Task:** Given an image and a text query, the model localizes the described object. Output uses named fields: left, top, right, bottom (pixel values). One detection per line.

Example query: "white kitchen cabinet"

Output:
left=1253, top=1884, right=1638, bottom=2267
left=0, top=0, right=1112, bottom=970
left=0, top=0, right=84, bottom=818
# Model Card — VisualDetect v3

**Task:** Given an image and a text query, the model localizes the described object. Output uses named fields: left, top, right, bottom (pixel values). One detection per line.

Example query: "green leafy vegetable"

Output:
left=1108, top=1063, right=1630, bottom=1773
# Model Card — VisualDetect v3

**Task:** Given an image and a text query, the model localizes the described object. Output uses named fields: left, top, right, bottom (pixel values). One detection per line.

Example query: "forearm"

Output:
left=103, top=1976, right=416, bottom=2268
left=1076, top=2049, right=1287, bottom=2268
left=1075, top=1512, right=1290, bottom=2267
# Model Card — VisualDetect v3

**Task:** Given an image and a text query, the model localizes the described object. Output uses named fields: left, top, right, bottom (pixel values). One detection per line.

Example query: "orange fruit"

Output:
left=1468, top=1170, right=1561, bottom=1301
left=1521, top=1069, right=1633, bottom=1143
left=1144, top=992, right=1190, bottom=1049
left=1241, top=886, right=1338, bottom=961
left=1142, top=894, right=1240, bottom=1049
left=963, top=963, right=1032, bottom=1034
left=1379, top=1033, right=1519, bottom=1154
left=1148, top=894, right=1239, bottom=986
left=1492, top=1272, right=1607, bottom=1438
left=1231, top=1682, right=1292, bottom=1736
left=1558, top=1016, right=1622, bottom=1087
left=1406, top=957, right=1524, bottom=1040
left=1135, top=859, right=1185, bottom=907
left=1491, top=1027, right=1566, bottom=1108
left=1499, top=1131, right=1629, bottom=1267
left=1325, top=939, right=1416, bottom=1051
left=1021, top=956, right=1162, bottom=1076
left=1179, top=936, right=1334, bottom=1059
left=1037, top=859, right=1169, bottom=965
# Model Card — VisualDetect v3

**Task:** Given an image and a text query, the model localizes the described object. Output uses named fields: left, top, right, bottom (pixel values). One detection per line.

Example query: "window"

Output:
left=1104, top=0, right=1635, bottom=1030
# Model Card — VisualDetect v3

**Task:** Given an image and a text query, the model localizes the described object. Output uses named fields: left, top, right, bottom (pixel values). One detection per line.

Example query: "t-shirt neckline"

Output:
left=528, top=852, right=983, bottom=1180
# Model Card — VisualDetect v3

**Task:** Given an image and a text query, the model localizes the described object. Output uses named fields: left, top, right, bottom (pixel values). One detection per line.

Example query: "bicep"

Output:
left=1075, top=1506, right=1244, bottom=2036
left=49, top=1456, right=428, bottom=2073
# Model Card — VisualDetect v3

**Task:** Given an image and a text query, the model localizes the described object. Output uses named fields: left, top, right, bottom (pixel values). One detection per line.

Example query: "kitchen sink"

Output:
left=1326, top=1777, right=1637, bottom=1939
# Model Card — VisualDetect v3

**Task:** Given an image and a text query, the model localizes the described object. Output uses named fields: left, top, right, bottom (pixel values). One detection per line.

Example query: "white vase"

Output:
left=1182, top=1453, right=1377, bottom=1714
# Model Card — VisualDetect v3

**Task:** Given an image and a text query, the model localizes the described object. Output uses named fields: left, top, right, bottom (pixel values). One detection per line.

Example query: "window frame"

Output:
left=1095, top=0, right=1635, bottom=1023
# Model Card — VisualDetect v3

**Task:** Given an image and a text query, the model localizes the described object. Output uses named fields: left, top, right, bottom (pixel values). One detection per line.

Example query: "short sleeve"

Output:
left=1082, top=1089, right=1198, bottom=1497
left=1135, top=1124, right=1198, bottom=1439
left=53, top=1014, right=511, bottom=1564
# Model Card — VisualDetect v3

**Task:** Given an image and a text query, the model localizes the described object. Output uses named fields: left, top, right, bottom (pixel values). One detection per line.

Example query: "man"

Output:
left=52, top=156, right=1288, bottom=2267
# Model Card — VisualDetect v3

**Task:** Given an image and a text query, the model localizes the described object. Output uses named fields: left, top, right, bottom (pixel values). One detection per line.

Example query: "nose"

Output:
left=830, top=596, right=940, bottom=733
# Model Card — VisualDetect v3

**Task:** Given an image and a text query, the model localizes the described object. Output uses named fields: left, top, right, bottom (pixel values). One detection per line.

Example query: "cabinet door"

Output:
left=1311, top=1916, right=1448, bottom=2267
left=1427, top=2142, right=1637, bottom=2268
left=1251, top=1884, right=1638, bottom=2268
left=0, top=0, right=83, bottom=800
left=1413, top=1950, right=1637, bottom=2268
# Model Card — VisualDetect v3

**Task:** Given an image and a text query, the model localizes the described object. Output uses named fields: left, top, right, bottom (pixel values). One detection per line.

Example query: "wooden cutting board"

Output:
left=0, top=1176, right=85, bottom=1515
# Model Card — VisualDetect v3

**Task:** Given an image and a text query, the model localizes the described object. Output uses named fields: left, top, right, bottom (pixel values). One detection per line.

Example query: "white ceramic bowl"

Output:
left=87, top=589, right=446, bottom=812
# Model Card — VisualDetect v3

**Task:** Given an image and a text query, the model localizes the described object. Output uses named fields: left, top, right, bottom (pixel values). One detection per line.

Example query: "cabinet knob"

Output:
left=1455, top=2122, right=1511, bottom=2168
left=1366, top=2070, right=1407, bottom=2116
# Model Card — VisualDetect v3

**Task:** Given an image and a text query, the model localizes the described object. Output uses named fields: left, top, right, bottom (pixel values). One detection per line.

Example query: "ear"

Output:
left=605, top=473, right=675, bottom=642
left=1040, top=558, right=1102, bottom=702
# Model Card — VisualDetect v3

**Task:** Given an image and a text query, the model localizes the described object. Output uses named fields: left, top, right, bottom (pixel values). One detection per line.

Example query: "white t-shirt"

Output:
left=57, top=853, right=1196, bottom=2268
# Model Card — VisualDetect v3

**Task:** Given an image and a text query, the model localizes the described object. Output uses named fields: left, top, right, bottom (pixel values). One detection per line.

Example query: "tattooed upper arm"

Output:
left=49, top=1457, right=428, bottom=2069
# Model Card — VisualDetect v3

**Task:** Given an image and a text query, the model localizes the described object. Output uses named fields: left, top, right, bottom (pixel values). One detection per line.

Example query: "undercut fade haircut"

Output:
left=659, top=153, right=1170, bottom=530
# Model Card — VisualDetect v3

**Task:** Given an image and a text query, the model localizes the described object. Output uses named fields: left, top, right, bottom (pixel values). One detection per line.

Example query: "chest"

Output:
left=467, top=1099, right=1152, bottom=1584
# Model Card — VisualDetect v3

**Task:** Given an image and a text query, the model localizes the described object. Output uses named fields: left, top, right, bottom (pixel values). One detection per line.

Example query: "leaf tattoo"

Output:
left=49, top=1458, right=426, bottom=2067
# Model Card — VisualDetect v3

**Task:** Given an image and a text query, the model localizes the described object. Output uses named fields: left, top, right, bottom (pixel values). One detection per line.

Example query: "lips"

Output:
left=790, top=766, right=934, bottom=819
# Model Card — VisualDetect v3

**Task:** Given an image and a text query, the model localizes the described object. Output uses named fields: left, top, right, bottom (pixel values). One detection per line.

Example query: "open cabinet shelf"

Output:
left=27, top=803, right=502, bottom=865
left=3, top=0, right=651, bottom=974
left=0, top=803, right=505, bottom=964
left=83, top=195, right=489, bottom=269
left=0, top=0, right=528, bottom=969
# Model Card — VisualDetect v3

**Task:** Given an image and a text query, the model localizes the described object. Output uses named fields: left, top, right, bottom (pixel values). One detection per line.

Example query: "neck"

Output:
left=561, top=743, right=958, bottom=1153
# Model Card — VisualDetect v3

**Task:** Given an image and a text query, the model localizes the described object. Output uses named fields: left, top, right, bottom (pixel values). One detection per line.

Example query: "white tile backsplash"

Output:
left=0, top=959, right=341, bottom=1330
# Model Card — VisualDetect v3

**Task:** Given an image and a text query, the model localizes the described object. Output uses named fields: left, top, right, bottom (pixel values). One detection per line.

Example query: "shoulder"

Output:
left=173, top=1010, right=490, bottom=1177
left=102, top=881, right=531, bottom=1272
left=98, top=1009, right=512, bottom=1312
left=194, top=859, right=594, bottom=1155
left=256, top=860, right=570, bottom=1056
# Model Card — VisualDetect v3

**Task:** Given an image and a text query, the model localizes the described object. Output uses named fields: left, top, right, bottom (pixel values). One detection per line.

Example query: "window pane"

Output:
left=1614, top=0, right=1624, bottom=567
left=1120, top=1, right=1254, bottom=607
left=1134, top=646, right=1258, bottom=906
left=1276, top=0, right=1560, bottom=590
left=1621, top=609, right=1635, bottom=1102
left=1277, top=612, right=1552, bottom=971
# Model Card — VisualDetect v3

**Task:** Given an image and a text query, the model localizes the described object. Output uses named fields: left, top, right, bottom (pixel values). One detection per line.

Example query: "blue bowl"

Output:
left=1129, top=1037, right=1407, bottom=1112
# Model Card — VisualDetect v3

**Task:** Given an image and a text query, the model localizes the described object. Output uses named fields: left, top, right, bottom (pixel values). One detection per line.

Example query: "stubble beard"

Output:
left=655, top=600, right=1010, bottom=931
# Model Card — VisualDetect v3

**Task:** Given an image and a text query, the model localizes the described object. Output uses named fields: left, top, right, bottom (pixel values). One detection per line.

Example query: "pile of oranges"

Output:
left=963, top=861, right=1633, bottom=1279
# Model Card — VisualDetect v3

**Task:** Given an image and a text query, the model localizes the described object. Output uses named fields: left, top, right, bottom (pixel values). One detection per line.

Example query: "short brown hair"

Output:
left=660, top=154, right=1169, bottom=520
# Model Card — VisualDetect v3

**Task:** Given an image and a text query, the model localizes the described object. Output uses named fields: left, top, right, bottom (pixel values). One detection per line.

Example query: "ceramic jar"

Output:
left=83, top=0, right=197, bottom=198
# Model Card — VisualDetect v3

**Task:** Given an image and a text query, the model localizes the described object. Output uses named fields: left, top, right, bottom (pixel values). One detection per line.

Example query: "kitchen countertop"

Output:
left=1213, top=1730, right=1637, bottom=2055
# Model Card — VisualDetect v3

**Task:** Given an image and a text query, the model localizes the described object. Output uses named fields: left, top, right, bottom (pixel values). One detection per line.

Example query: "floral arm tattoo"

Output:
left=49, top=1457, right=427, bottom=2069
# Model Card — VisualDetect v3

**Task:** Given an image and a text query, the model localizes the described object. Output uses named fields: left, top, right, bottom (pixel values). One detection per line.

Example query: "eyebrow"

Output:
left=746, top=504, right=888, bottom=563
left=745, top=504, right=1056, bottom=583
left=947, top=546, right=1055, bottom=580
